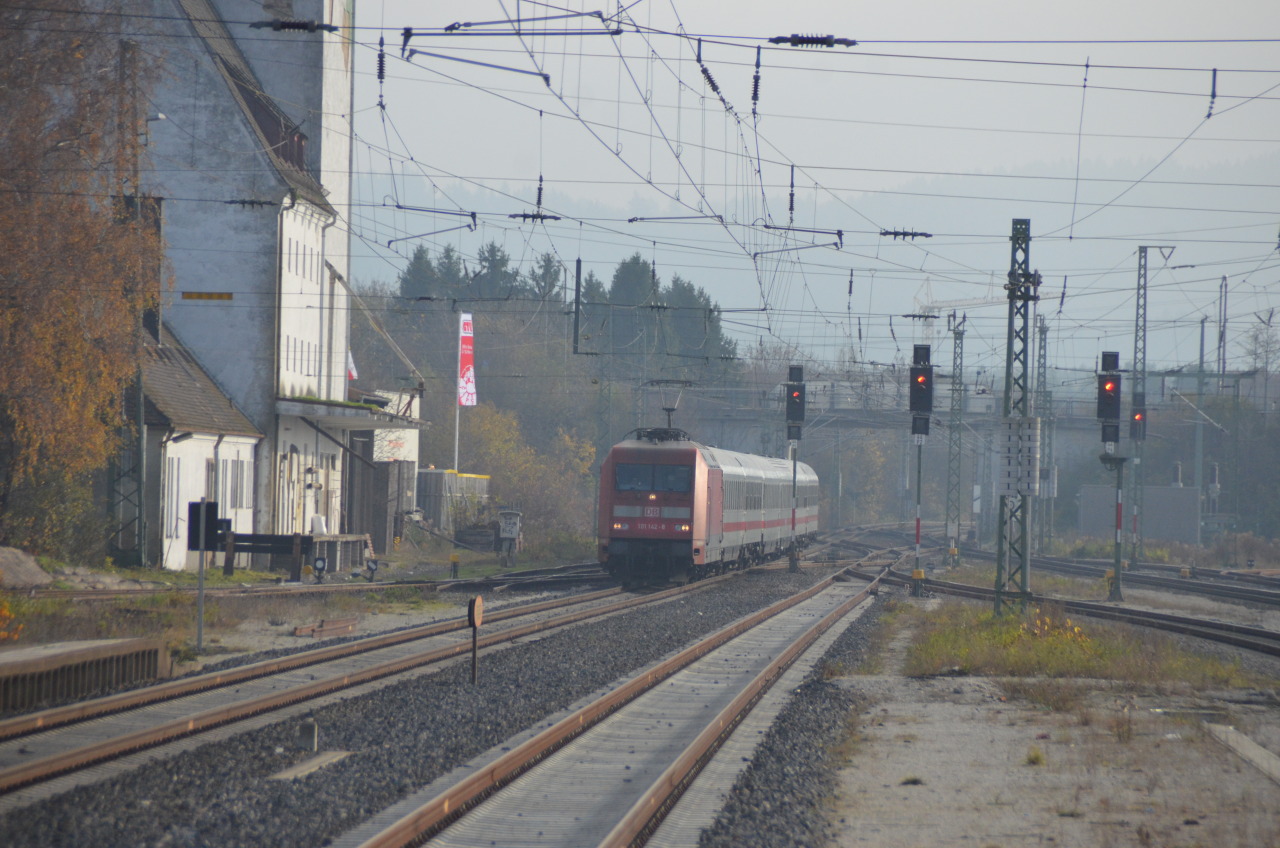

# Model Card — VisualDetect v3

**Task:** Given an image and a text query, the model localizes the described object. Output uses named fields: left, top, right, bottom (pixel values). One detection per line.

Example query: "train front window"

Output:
left=614, top=463, right=692, bottom=492
left=615, top=463, right=652, bottom=491
left=654, top=465, right=692, bottom=492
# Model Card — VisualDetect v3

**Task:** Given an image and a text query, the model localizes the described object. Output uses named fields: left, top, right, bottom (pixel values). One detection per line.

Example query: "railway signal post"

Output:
left=909, top=345, right=933, bottom=592
left=786, top=365, right=805, bottom=572
left=186, top=499, right=219, bottom=653
left=1098, top=351, right=1126, bottom=602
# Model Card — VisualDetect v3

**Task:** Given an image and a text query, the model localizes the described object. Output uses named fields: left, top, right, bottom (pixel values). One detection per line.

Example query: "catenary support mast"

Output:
left=994, top=219, right=1041, bottom=614
left=945, top=313, right=965, bottom=568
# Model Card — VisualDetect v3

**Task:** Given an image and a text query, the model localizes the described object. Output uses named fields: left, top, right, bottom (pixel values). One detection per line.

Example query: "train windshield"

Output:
left=615, top=463, right=692, bottom=493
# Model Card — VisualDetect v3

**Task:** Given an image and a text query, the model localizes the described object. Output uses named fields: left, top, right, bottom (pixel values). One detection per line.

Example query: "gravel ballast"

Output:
left=697, top=587, right=884, bottom=848
left=1, top=569, right=853, bottom=847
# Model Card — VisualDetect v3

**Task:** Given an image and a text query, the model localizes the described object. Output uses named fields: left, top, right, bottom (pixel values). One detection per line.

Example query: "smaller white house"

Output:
left=135, top=321, right=262, bottom=571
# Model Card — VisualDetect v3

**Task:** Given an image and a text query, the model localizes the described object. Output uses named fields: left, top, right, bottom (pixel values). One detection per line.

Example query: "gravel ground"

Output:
left=703, top=584, right=1280, bottom=848
left=698, top=590, right=883, bottom=848
left=0, top=588, right=573, bottom=719
left=0, top=569, right=835, bottom=848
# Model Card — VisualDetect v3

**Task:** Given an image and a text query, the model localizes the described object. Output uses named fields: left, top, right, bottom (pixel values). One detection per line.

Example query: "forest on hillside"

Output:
left=350, top=243, right=903, bottom=553
left=352, top=243, right=1280, bottom=557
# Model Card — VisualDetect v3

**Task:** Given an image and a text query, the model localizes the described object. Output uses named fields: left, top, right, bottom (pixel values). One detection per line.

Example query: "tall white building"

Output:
left=131, top=0, right=420, bottom=557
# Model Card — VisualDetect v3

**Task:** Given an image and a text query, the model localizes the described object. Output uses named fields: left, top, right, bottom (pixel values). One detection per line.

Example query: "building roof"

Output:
left=140, top=323, right=262, bottom=439
left=176, top=0, right=334, bottom=214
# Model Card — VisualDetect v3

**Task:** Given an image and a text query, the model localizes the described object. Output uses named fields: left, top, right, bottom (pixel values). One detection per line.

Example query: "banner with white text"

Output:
left=457, top=312, right=477, bottom=406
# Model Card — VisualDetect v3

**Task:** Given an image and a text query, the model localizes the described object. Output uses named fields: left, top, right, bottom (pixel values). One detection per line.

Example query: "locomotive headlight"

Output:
left=612, top=522, right=628, bottom=530
left=676, top=523, right=690, bottom=532
left=647, top=493, right=657, bottom=501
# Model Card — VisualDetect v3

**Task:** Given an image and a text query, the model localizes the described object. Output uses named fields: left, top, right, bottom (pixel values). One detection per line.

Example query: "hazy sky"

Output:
left=346, top=1, right=1280, bottom=392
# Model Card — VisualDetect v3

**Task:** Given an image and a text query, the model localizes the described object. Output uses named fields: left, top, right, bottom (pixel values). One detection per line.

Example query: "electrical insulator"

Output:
left=751, top=46, right=761, bottom=108
left=700, top=64, right=721, bottom=95
left=768, top=34, right=855, bottom=48
left=273, top=19, right=320, bottom=31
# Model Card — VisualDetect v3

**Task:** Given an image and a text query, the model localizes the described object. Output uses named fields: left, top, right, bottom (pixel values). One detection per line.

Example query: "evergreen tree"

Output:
left=397, top=245, right=435, bottom=301
left=528, top=252, right=562, bottom=300
left=473, top=241, right=523, bottom=299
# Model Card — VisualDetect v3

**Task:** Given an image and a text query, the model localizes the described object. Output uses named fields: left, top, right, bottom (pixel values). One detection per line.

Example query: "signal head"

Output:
left=1130, top=406, right=1147, bottom=440
left=785, top=382, right=806, bottom=423
left=908, top=366, right=933, bottom=413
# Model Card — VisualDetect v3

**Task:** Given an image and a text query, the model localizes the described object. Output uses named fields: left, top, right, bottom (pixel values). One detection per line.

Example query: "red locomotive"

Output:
left=597, top=428, right=819, bottom=584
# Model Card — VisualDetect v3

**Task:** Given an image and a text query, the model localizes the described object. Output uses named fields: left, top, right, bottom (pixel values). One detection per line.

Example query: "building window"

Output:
left=221, top=458, right=250, bottom=509
left=165, top=456, right=181, bottom=537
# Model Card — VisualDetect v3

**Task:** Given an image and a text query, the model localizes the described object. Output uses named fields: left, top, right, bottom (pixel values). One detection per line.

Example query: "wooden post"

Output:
left=222, top=531, right=236, bottom=576
left=468, top=596, right=484, bottom=685
left=290, top=533, right=303, bottom=582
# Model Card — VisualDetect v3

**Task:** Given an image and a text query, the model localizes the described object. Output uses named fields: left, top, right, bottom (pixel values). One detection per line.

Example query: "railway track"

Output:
left=875, top=570, right=1280, bottom=658
left=959, top=547, right=1280, bottom=609
left=331, top=566, right=883, bottom=848
left=0, top=578, right=742, bottom=802
left=23, top=561, right=608, bottom=603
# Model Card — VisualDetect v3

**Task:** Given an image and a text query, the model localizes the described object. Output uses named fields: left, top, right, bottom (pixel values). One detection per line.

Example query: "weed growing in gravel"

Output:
left=823, top=598, right=904, bottom=677
left=1025, top=745, right=1045, bottom=765
left=902, top=600, right=1275, bottom=697
left=937, top=564, right=1093, bottom=598
left=829, top=711, right=866, bottom=765
left=1000, top=678, right=1091, bottom=711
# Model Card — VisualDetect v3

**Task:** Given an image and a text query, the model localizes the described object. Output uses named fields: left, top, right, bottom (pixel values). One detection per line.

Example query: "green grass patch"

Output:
left=903, top=600, right=1272, bottom=695
left=941, top=563, right=1099, bottom=599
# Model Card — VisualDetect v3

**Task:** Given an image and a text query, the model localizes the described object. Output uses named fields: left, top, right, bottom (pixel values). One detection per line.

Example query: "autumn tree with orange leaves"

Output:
left=0, top=2, right=165, bottom=558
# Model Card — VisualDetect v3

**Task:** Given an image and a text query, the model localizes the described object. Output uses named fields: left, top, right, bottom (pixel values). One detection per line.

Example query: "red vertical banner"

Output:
left=457, top=312, right=477, bottom=406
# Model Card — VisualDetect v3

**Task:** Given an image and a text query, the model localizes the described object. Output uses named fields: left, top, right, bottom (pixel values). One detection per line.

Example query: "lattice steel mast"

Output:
left=994, top=219, right=1041, bottom=614
left=1033, top=314, right=1055, bottom=553
left=1129, top=246, right=1172, bottom=564
left=945, top=312, right=966, bottom=569
left=1130, top=247, right=1149, bottom=565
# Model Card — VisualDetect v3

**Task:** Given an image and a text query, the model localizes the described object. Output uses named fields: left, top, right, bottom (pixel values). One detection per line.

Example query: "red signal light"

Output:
left=915, top=374, right=927, bottom=385
left=1103, top=380, right=1116, bottom=393
left=785, top=382, right=806, bottom=422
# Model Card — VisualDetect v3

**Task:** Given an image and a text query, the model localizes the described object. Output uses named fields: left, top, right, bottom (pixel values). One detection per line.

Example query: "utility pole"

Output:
left=1218, top=276, right=1229, bottom=380
left=1033, top=314, right=1055, bottom=554
left=1129, top=246, right=1172, bottom=565
left=1192, top=318, right=1207, bottom=544
left=945, top=313, right=965, bottom=569
left=994, top=219, right=1041, bottom=615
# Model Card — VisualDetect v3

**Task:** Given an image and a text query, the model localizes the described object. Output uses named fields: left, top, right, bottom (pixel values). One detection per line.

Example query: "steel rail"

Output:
left=600, top=573, right=880, bottom=847
left=0, top=578, right=742, bottom=794
left=878, top=572, right=1280, bottom=658
left=24, top=562, right=607, bottom=603
left=960, top=547, right=1280, bottom=608
left=0, top=586, right=622, bottom=743
left=350, top=567, right=873, bottom=848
